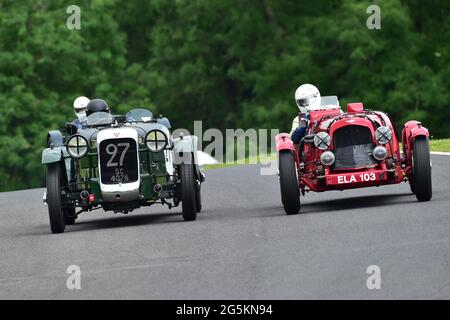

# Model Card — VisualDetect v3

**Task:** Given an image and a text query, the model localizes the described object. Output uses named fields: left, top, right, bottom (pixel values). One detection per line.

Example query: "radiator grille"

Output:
left=99, top=138, right=138, bottom=185
left=333, top=125, right=376, bottom=169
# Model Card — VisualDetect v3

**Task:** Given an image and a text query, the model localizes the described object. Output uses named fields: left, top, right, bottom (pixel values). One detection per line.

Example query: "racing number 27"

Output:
left=106, top=143, right=130, bottom=167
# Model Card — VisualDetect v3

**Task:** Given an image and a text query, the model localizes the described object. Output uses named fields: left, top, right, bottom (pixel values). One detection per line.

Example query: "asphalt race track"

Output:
left=0, top=155, right=449, bottom=299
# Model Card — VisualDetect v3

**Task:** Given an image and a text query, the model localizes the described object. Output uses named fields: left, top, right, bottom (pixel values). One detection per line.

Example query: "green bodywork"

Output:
left=42, top=122, right=199, bottom=211
left=74, top=146, right=169, bottom=203
left=42, top=141, right=191, bottom=205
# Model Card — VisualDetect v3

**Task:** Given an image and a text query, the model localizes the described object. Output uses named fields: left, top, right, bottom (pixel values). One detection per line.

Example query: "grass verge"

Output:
left=429, top=139, right=450, bottom=152
left=202, top=153, right=276, bottom=170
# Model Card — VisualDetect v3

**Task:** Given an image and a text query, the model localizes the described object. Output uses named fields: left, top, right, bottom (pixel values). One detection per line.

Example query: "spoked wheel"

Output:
left=180, top=157, right=197, bottom=221
left=278, top=150, right=301, bottom=215
left=411, top=136, right=432, bottom=202
left=46, top=162, right=66, bottom=233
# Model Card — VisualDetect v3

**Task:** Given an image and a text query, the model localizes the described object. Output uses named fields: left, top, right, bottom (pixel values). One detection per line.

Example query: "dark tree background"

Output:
left=0, top=0, right=449, bottom=191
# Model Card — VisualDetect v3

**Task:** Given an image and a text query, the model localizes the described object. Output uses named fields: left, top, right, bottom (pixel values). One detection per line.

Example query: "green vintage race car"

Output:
left=42, top=108, right=204, bottom=234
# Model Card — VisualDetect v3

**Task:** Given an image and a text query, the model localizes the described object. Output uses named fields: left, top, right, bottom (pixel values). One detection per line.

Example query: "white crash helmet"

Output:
left=73, top=96, right=90, bottom=114
left=295, top=84, right=321, bottom=112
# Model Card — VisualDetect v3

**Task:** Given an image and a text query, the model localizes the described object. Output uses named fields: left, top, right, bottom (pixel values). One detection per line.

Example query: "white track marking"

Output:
left=431, top=152, right=450, bottom=156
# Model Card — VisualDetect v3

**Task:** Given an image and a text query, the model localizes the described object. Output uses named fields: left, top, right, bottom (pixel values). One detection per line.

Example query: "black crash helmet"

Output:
left=86, top=99, right=110, bottom=116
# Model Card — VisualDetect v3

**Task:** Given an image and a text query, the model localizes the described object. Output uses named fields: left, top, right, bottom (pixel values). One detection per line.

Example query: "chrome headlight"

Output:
left=66, top=135, right=89, bottom=158
left=314, top=132, right=331, bottom=150
left=373, top=146, right=388, bottom=161
left=320, top=151, right=335, bottom=166
left=145, top=130, right=168, bottom=152
left=375, top=126, right=392, bottom=145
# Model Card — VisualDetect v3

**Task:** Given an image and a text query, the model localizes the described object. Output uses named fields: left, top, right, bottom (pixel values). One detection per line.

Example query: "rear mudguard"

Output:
left=275, top=133, right=295, bottom=152
left=402, top=120, right=430, bottom=165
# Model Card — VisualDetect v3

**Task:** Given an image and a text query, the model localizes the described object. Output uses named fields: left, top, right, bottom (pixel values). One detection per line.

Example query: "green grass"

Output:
left=429, top=139, right=450, bottom=152
left=202, top=153, right=276, bottom=170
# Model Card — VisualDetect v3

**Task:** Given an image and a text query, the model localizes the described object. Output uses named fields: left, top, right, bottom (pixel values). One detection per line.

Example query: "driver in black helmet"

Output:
left=86, top=98, right=110, bottom=116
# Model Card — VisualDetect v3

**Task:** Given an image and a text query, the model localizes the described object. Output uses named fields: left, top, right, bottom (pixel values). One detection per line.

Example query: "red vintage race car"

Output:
left=276, top=98, right=432, bottom=215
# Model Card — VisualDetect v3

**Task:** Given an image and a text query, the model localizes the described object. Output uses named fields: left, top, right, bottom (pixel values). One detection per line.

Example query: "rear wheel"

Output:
left=278, top=151, right=301, bottom=215
left=411, top=136, right=432, bottom=202
left=180, top=160, right=197, bottom=221
left=46, top=163, right=65, bottom=233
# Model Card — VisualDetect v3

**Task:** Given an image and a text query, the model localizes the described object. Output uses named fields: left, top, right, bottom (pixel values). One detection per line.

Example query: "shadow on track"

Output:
left=299, top=192, right=415, bottom=214
left=69, top=212, right=182, bottom=232
left=25, top=211, right=184, bottom=236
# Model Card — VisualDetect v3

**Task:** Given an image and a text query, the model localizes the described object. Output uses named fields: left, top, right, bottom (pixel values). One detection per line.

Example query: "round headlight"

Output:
left=375, top=126, right=392, bottom=145
left=314, top=132, right=331, bottom=150
left=145, top=130, right=168, bottom=152
left=373, top=146, right=388, bottom=161
left=66, top=135, right=89, bottom=158
left=320, top=151, right=335, bottom=166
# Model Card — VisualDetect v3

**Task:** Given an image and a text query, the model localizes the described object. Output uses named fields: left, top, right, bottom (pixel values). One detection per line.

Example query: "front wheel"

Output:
left=409, top=180, right=415, bottom=194
left=180, top=162, right=197, bottom=221
left=63, top=207, right=77, bottom=225
left=278, top=151, right=301, bottom=215
left=411, top=136, right=432, bottom=202
left=195, top=188, right=202, bottom=213
left=46, top=163, right=65, bottom=233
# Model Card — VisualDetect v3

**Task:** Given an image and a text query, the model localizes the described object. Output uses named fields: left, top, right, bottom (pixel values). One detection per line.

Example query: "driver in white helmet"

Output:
left=290, top=84, right=321, bottom=144
left=72, top=96, right=90, bottom=129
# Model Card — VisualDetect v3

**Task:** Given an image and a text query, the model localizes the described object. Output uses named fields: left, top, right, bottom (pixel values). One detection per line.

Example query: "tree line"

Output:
left=0, top=0, right=449, bottom=191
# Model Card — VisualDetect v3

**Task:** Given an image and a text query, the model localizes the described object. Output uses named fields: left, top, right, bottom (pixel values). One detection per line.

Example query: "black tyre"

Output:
left=411, top=136, right=432, bottom=202
left=63, top=207, right=77, bottom=225
left=180, top=161, right=197, bottom=221
left=46, top=163, right=65, bottom=233
left=195, top=188, right=202, bottom=213
left=279, top=151, right=301, bottom=214
left=409, top=179, right=415, bottom=194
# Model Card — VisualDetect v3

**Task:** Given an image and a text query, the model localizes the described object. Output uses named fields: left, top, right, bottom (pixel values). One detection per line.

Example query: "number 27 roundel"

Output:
left=99, top=138, right=138, bottom=185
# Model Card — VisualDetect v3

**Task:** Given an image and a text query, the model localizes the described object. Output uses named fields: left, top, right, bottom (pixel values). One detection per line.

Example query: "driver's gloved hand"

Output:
left=291, top=117, right=308, bottom=144
left=292, top=126, right=307, bottom=144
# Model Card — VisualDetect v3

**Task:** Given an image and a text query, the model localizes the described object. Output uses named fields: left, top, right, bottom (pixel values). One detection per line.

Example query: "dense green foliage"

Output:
left=0, top=0, right=449, bottom=191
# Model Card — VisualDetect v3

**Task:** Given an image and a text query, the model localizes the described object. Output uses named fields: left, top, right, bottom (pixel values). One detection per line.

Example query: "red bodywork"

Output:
left=276, top=103, right=429, bottom=194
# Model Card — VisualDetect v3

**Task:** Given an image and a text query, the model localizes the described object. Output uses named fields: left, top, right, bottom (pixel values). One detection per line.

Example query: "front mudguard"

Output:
left=173, top=135, right=203, bottom=182
left=47, top=130, right=65, bottom=147
left=275, top=133, right=301, bottom=185
left=402, top=120, right=430, bottom=166
left=42, top=147, right=65, bottom=164
left=42, top=147, right=71, bottom=186
left=275, top=133, right=295, bottom=152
